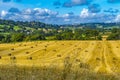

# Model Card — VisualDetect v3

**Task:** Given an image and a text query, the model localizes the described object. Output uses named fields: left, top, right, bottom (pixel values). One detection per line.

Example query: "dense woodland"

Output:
left=0, top=19, right=120, bottom=43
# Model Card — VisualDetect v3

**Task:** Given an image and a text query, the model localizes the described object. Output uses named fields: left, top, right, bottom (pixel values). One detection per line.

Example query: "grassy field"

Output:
left=0, top=40, right=120, bottom=80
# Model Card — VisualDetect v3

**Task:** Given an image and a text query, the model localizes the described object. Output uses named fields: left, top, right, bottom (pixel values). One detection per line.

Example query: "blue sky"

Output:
left=0, top=0, right=120, bottom=24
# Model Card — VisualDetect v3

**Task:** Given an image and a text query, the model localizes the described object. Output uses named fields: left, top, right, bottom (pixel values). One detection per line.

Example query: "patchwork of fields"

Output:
left=0, top=41, right=120, bottom=75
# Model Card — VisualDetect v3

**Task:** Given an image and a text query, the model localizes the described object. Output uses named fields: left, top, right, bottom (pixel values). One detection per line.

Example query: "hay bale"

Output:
left=65, top=56, right=70, bottom=59
left=76, top=59, right=80, bottom=62
left=26, top=52, right=29, bottom=54
left=43, top=49, right=47, bottom=51
left=8, top=53, right=12, bottom=56
left=96, top=58, right=101, bottom=61
left=116, top=46, right=119, bottom=48
left=10, top=56, right=16, bottom=60
left=28, top=57, right=32, bottom=60
left=113, top=57, right=117, bottom=60
left=85, top=50, right=88, bottom=52
left=57, top=55, right=61, bottom=57
left=45, top=46, right=47, bottom=48
left=78, top=48, right=81, bottom=50
left=11, top=48, right=14, bottom=51
left=31, top=46, right=34, bottom=48
left=19, top=44, right=22, bottom=46
left=75, top=45, right=77, bottom=47
left=24, top=44, right=27, bottom=46
left=53, top=50, right=57, bottom=52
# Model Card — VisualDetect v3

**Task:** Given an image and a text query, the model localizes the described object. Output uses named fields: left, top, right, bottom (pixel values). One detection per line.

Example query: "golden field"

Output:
left=0, top=40, right=120, bottom=74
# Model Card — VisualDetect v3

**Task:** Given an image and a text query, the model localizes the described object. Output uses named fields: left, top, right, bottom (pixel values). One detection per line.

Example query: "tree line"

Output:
left=0, top=19, right=120, bottom=43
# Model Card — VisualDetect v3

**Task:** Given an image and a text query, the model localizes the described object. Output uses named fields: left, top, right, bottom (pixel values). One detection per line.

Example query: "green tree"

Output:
left=2, top=35, right=11, bottom=43
left=0, top=35, right=4, bottom=41
left=10, top=33, right=25, bottom=42
left=30, top=34, right=45, bottom=40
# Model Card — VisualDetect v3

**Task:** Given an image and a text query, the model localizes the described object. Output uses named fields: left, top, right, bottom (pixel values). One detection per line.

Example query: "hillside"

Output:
left=0, top=19, right=120, bottom=43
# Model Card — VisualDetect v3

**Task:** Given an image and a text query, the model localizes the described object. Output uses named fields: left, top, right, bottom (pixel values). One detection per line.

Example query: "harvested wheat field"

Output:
left=0, top=40, right=120, bottom=80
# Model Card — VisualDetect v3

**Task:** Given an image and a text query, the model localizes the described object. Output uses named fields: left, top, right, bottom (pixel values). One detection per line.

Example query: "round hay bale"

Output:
left=96, top=58, right=101, bottom=61
left=31, top=46, right=34, bottom=48
left=26, top=52, right=29, bottom=54
left=116, top=46, right=119, bottom=48
left=57, top=55, right=61, bottom=57
left=53, top=50, right=57, bottom=52
left=28, top=57, right=32, bottom=60
left=11, top=48, right=14, bottom=51
left=85, top=50, right=88, bottom=52
left=8, top=53, right=12, bottom=56
left=76, top=59, right=80, bottom=62
left=10, top=56, right=16, bottom=60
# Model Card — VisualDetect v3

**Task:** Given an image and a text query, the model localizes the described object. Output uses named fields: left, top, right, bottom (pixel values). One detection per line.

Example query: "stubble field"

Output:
left=0, top=40, right=120, bottom=80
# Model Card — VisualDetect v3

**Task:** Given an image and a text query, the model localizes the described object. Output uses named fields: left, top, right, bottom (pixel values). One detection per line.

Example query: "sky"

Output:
left=0, top=0, right=120, bottom=24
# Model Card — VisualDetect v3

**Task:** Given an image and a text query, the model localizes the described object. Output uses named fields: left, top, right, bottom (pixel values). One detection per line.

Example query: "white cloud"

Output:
left=0, top=8, right=59, bottom=23
left=22, top=9, right=32, bottom=15
left=23, top=15, right=31, bottom=19
left=115, top=14, right=120, bottom=22
left=0, top=7, right=118, bottom=24
left=80, top=8, right=98, bottom=18
left=62, top=14, right=70, bottom=18
left=33, top=8, right=58, bottom=16
left=72, top=0, right=86, bottom=4
left=80, top=8, right=89, bottom=18
left=1, top=10, right=8, bottom=17
left=64, top=19, right=70, bottom=22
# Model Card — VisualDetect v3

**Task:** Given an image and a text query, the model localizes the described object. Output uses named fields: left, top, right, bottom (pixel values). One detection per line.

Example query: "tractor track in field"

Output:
left=105, top=41, right=120, bottom=74
left=79, top=41, right=97, bottom=63
left=0, top=41, right=120, bottom=74
left=1, top=42, right=54, bottom=58
left=38, top=42, right=83, bottom=62
left=95, top=41, right=114, bottom=74
left=0, top=42, right=47, bottom=56
left=31, top=42, right=78, bottom=59
left=12, top=41, right=57, bottom=57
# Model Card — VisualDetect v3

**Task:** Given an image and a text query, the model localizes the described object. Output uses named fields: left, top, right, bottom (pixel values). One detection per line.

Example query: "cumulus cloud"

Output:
left=63, top=12, right=74, bottom=18
left=79, top=8, right=116, bottom=23
left=0, top=8, right=59, bottom=23
left=0, top=7, right=119, bottom=24
left=34, top=8, right=58, bottom=16
left=22, top=8, right=32, bottom=15
left=88, top=4, right=101, bottom=13
left=63, top=0, right=92, bottom=7
left=114, top=14, right=120, bottom=22
left=0, top=10, right=8, bottom=17
left=80, top=8, right=89, bottom=18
